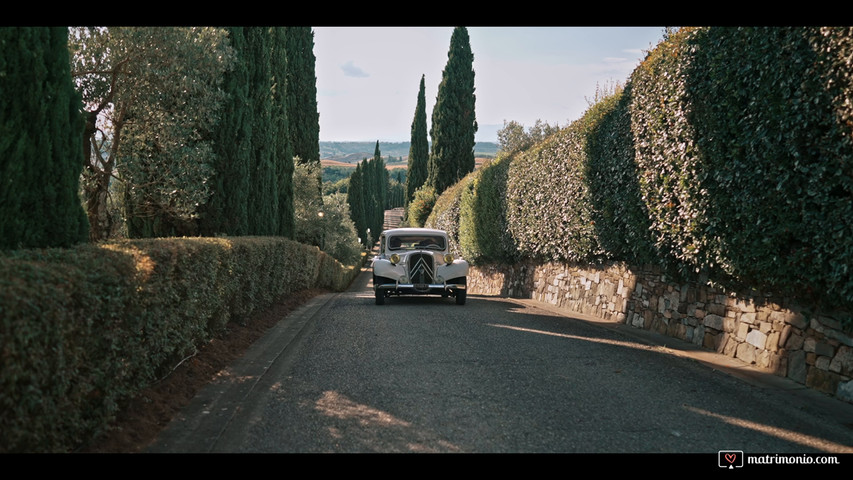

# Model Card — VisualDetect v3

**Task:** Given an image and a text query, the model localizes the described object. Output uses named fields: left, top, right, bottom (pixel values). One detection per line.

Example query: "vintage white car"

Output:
left=371, top=228, right=469, bottom=305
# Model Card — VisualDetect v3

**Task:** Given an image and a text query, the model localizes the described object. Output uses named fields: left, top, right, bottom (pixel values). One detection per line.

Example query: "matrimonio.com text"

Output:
left=718, top=450, right=845, bottom=469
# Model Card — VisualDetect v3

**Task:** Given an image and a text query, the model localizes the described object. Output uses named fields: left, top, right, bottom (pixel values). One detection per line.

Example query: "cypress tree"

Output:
left=286, top=27, right=320, bottom=166
left=272, top=27, right=295, bottom=238
left=427, top=27, right=477, bottom=196
left=362, top=153, right=377, bottom=241
left=347, top=162, right=367, bottom=245
left=369, top=142, right=388, bottom=236
left=0, top=27, right=88, bottom=249
left=406, top=75, right=429, bottom=207
left=200, top=27, right=251, bottom=236
left=245, top=27, right=278, bottom=235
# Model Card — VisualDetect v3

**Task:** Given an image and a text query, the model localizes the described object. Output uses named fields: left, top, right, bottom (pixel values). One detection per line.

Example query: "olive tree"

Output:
left=70, top=27, right=235, bottom=240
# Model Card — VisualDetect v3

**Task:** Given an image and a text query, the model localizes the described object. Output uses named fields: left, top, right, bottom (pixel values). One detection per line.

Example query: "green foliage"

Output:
left=293, top=162, right=325, bottom=247
left=407, top=75, right=429, bottom=207
left=497, top=119, right=560, bottom=155
left=323, top=165, right=355, bottom=185
left=0, top=27, right=89, bottom=249
left=427, top=27, right=477, bottom=196
left=680, top=27, right=853, bottom=305
left=425, top=174, right=472, bottom=257
left=583, top=86, right=658, bottom=266
left=318, top=192, right=365, bottom=266
left=407, top=185, right=437, bottom=228
left=459, top=154, right=518, bottom=263
left=0, top=237, right=358, bottom=452
left=387, top=175, right=406, bottom=209
left=272, top=27, right=295, bottom=238
left=436, top=26, right=853, bottom=317
left=320, top=141, right=498, bottom=160
left=347, top=162, right=367, bottom=243
left=505, top=119, right=603, bottom=263
left=244, top=27, right=278, bottom=236
left=70, top=27, right=235, bottom=240
left=346, top=149, right=389, bottom=246
left=621, top=26, right=853, bottom=311
left=286, top=27, right=320, bottom=166
left=200, top=27, right=251, bottom=237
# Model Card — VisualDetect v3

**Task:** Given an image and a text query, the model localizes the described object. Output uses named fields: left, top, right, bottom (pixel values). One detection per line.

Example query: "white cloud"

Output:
left=340, top=61, right=369, bottom=78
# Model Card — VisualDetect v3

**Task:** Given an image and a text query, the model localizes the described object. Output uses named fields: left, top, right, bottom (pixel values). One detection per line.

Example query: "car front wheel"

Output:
left=375, top=288, right=385, bottom=305
left=455, top=288, right=466, bottom=305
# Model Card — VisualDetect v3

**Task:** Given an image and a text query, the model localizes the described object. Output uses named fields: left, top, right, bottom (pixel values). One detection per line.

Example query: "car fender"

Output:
left=437, top=259, right=468, bottom=280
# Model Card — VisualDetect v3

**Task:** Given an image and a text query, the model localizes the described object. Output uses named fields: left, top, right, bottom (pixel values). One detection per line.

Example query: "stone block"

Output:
left=770, top=310, right=807, bottom=329
left=806, top=367, right=841, bottom=395
left=768, top=353, right=787, bottom=376
left=829, top=345, right=853, bottom=376
left=767, top=331, right=781, bottom=353
left=746, top=329, right=767, bottom=349
left=703, top=314, right=724, bottom=331
left=785, top=331, right=805, bottom=350
left=787, top=350, right=808, bottom=384
left=756, top=350, right=772, bottom=369
left=736, top=343, right=756, bottom=364
left=733, top=298, right=756, bottom=312
left=707, top=303, right=727, bottom=316
left=814, top=341, right=836, bottom=358
left=703, top=331, right=718, bottom=350
left=736, top=323, right=750, bottom=340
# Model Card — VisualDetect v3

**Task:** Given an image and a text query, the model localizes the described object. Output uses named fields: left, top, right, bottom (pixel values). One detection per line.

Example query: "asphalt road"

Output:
left=148, top=268, right=853, bottom=455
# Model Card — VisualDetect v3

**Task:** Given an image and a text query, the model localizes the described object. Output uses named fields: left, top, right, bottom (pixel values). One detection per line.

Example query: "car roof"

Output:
left=382, top=228, right=447, bottom=237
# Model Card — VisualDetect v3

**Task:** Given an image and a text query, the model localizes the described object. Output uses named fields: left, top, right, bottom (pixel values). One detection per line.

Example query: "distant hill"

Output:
left=320, top=141, right=499, bottom=164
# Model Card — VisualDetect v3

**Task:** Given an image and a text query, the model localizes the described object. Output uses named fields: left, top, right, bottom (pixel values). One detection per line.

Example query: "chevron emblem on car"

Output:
left=409, top=254, right=435, bottom=283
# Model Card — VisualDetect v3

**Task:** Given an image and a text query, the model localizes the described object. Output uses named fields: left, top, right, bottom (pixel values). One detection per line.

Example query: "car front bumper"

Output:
left=374, top=281, right=466, bottom=295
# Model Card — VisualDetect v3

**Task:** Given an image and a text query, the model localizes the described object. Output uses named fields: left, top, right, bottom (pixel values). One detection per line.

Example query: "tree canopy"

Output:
left=70, top=27, right=235, bottom=239
left=406, top=75, right=429, bottom=207
left=426, top=27, right=477, bottom=196
left=1, top=27, right=89, bottom=249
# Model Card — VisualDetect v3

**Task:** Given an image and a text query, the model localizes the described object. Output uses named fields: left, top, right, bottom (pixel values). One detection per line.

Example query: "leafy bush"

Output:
left=505, top=114, right=604, bottom=263
left=628, top=27, right=853, bottom=308
left=583, top=85, right=658, bottom=266
left=320, top=192, right=366, bottom=266
left=459, top=155, right=518, bottom=263
left=442, top=26, right=853, bottom=318
left=0, top=236, right=357, bottom=452
left=425, top=173, right=472, bottom=257
left=406, top=185, right=436, bottom=228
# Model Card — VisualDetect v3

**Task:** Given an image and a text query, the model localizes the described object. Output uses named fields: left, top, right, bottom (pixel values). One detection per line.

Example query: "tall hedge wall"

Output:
left=429, top=26, right=853, bottom=317
left=0, top=237, right=358, bottom=452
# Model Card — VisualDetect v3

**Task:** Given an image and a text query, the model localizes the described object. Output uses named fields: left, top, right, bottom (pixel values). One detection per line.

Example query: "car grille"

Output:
left=408, top=253, right=435, bottom=290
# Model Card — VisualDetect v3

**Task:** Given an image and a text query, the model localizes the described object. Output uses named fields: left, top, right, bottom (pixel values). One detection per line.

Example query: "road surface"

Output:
left=148, top=268, right=853, bottom=456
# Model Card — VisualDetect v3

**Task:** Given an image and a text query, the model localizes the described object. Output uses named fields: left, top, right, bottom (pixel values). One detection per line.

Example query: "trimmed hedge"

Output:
left=459, top=155, right=519, bottom=264
left=0, top=236, right=358, bottom=452
left=431, top=26, right=853, bottom=320
left=425, top=172, right=472, bottom=258
left=629, top=27, right=853, bottom=308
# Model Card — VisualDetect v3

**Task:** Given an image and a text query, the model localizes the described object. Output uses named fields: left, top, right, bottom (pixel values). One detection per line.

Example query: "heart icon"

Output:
left=725, top=453, right=736, bottom=464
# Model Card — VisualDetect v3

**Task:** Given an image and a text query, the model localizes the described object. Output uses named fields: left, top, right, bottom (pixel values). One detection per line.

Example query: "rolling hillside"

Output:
left=320, top=141, right=498, bottom=164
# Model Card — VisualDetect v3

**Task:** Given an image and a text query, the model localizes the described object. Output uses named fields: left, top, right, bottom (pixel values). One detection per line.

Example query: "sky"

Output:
left=313, top=26, right=668, bottom=143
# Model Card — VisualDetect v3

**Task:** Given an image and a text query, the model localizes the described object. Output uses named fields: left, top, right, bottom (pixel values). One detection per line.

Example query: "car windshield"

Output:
left=387, top=234, right=446, bottom=251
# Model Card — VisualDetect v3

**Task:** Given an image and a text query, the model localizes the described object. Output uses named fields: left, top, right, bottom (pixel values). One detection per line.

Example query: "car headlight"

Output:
left=390, top=254, right=400, bottom=265
left=444, top=253, right=454, bottom=264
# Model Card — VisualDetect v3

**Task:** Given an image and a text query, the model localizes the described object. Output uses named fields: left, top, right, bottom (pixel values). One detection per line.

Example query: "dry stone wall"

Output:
left=467, top=261, right=853, bottom=404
